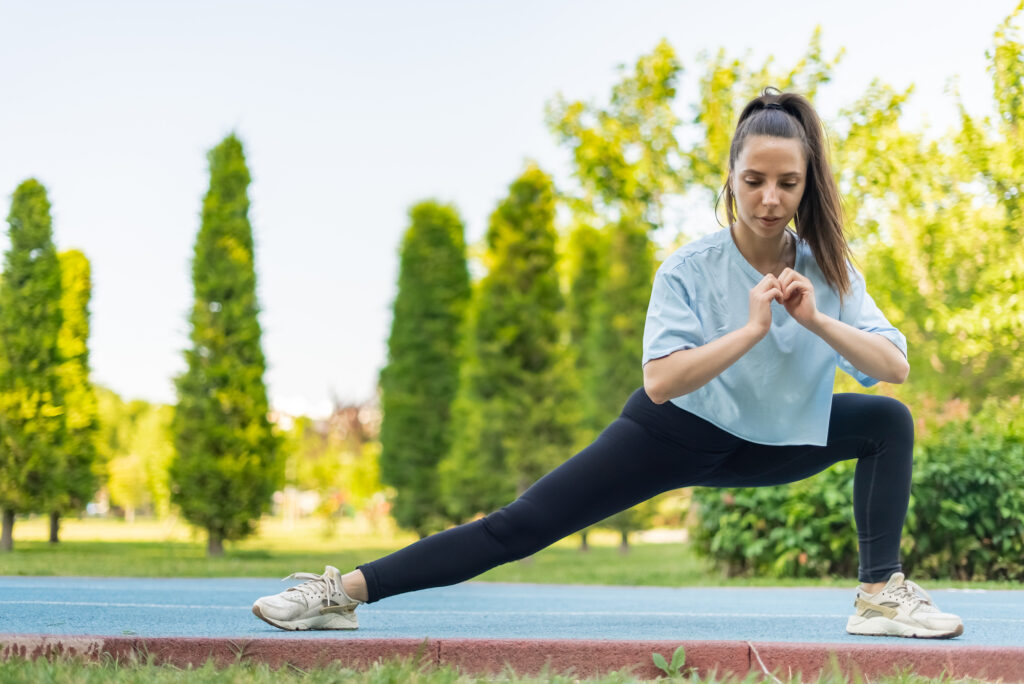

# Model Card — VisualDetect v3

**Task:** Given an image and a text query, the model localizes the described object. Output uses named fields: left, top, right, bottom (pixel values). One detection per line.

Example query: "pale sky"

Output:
left=0, top=1, right=1015, bottom=417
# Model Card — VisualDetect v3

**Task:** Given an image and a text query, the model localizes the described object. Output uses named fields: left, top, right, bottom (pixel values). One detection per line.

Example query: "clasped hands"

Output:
left=748, top=267, right=820, bottom=333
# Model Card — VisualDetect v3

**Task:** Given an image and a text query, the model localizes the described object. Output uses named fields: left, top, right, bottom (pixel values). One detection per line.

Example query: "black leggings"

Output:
left=357, top=389, right=914, bottom=602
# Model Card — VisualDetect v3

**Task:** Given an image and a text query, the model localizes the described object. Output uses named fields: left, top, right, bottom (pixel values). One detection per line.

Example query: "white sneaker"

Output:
left=252, top=565, right=363, bottom=630
left=846, top=572, right=964, bottom=638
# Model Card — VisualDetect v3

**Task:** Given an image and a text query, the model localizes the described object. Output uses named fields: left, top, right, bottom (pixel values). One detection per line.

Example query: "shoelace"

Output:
left=890, top=579, right=938, bottom=613
left=282, top=570, right=345, bottom=608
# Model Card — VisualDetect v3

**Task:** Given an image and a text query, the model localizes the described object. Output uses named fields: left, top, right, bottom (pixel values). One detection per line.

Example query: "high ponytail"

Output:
left=719, top=87, right=852, bottom=302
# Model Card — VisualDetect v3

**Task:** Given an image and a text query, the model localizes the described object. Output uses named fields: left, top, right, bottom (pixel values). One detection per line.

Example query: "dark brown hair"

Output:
left=719, top=87, right=852, bottom=302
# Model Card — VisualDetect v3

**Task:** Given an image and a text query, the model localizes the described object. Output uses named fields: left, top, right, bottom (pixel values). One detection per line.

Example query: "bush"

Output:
left=691, top=396, right=1024, bottom=581
left=691, top=461, right=859, bottom=579
left=902, top=397, right=1024, bottom=581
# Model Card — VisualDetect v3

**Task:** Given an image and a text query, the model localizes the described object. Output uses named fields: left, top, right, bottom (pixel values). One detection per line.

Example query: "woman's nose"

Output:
left=762, top=185, right=780, bottom=206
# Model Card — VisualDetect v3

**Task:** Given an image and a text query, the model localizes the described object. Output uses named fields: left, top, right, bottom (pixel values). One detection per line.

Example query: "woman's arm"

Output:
left=804, top=313, right=910, bottom=384
left=644, top=273, right=783, bottom=404
left=777, top=267, right=909, bottom=385
left=643, top=323, right=764, bottom=404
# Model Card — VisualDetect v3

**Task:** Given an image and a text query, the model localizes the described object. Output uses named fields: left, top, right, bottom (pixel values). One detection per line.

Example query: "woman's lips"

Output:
left=760, top=216, right=782, bottom=226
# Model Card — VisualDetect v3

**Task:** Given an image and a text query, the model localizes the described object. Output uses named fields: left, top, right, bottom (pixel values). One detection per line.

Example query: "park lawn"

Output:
left=1, top=516, right=1022, bottom=590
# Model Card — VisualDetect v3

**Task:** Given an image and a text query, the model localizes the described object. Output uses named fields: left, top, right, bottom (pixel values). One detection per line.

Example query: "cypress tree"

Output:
left=585, top=218, right=655, bottom=425
left=49, top=249, right=100, bottom=542
left=171, top=134, right=281, bottom=556
left=439, top=164, right=576, bottom=521
left=0, top=179, right=65, bottom=552
left=564, top=221, right=608, bottom=446
left=379, top=201, right=469, bottom=538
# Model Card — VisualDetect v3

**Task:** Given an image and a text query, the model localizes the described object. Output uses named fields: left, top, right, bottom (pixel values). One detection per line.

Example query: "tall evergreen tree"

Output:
left=49, top=249, right=100, bottom=542
left=585, top=220, right=656, bottom=426
left=0, top=179, right=65, bottom=552
left=171, top=134, right=281, bottom=556
left=564, top=221, right=606, bottom=446
left=379, top=201, right=470, bottom=537
left=439, top=164, right=576, bottom=521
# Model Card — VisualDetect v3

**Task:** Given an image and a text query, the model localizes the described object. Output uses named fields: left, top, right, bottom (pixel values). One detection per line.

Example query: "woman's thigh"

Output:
left=697, top=393, right=913, bottom=487
left=483, top=389, right=742, bottom=545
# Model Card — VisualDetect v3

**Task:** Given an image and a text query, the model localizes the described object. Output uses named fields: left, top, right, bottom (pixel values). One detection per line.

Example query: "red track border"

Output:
left=2, top=634, right=1023, bottom=681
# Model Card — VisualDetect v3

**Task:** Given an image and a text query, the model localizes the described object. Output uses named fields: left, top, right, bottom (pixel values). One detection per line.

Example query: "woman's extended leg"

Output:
left=354, top=388, right=741, bottom=603
left=698, top=393, right=914, bottom=583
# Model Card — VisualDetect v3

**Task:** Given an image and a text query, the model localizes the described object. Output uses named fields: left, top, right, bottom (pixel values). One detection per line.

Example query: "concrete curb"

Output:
left=2, top=634, right=1023, bottom=681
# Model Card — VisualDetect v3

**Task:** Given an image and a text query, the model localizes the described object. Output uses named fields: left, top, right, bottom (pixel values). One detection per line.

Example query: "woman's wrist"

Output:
left=742, top=320, right=771, bottom=341
left=802, top=310, right=829, bottom=335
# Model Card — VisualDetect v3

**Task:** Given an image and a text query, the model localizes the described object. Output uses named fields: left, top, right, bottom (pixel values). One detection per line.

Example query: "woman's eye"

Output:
left=745, top=180, right=798, bottom=188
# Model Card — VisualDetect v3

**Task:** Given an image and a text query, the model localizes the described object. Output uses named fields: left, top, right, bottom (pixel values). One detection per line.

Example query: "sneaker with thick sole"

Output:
left=252, top=565, right=363, bottom=630
left=846, top=572, right=963, bottom=639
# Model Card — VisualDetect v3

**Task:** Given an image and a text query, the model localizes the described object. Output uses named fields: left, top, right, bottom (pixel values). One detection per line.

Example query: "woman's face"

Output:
left=730, top=134, right=807, bottom=240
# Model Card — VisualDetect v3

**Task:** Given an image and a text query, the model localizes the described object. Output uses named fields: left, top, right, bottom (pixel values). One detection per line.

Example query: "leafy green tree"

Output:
left=104, top=397, right=173, bottom=522
left=829, top=2, right=1023, bottom=407
left=281, top=407, right=387, bottom=537
left=133, top=403, right=174, bottom=519
left=171, top=134, right=281, bottom=556
left=48, top=249, right=99, bottom=542
left=94, top=387, right=174, bottom=521
left=379, top=201, right=470, bottom=537
left=107, top=444, right=147, bottom=523
left=546, top=39, right=686, bottom=228
left=440, top=164, right=577, bottom=521
left=0, top=179, right=65, bottom=552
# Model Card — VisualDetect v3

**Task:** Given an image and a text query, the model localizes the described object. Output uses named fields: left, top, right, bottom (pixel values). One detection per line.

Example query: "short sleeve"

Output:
left=642, top=266, right=706, bottom=366
left=836, top=265, right=908, bottom=387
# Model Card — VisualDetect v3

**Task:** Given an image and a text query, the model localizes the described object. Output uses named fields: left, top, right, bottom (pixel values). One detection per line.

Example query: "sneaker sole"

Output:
left=252, top=604, right=358, bottom=631
left=846, top=615, right=963, bottom=639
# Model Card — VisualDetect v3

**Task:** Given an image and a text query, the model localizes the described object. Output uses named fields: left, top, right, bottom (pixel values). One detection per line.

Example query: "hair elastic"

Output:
left=763, top=102, right=785, bottom=111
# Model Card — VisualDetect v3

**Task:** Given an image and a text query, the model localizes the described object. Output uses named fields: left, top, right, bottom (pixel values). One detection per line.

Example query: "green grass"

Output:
left=0, top=654, right=1000, bottom=684
left=2, top=516, right=1021, bottom=590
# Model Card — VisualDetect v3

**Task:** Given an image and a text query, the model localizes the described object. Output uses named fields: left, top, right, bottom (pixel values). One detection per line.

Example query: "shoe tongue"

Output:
left=885, top=572, right=906, bottom=591
left=324, top=565, right=343, bottom=583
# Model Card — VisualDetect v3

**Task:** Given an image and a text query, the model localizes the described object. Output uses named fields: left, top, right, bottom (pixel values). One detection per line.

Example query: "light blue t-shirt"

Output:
left=642, top=227, right=907, bottom=446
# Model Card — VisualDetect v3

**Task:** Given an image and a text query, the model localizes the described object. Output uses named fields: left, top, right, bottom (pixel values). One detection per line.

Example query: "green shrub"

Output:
left=691, top=396, right=1024, bottom=581
left=691, top=461, right=859, bottom=579
left=902, top=397, right=1024, bottom=581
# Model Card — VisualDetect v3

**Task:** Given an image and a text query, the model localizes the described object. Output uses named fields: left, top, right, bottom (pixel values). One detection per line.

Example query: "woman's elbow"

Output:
left=643, top=368, right=668, bottom=404
left=894, top=357, right=910, bottom=384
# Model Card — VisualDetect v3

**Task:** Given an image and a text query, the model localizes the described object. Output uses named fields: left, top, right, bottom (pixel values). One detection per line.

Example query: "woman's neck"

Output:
left=730, top=224, right=794, bottom=277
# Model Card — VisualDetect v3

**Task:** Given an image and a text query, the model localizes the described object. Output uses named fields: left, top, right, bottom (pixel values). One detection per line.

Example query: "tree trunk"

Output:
left=1, top=509, right=14, bottom=551
left=207, top=530, right=224, bottom=557
left=49, top=511, right=60, bottom=544
left=579, top=530, right=589, bottom=552
left=619, top=530, right=630, bottom=554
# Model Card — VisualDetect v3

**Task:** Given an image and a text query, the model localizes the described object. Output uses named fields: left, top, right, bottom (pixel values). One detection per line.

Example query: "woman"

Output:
left=253, top=88, right=963, bottom=639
